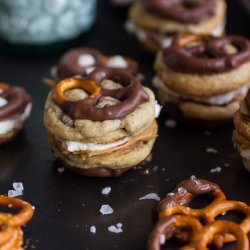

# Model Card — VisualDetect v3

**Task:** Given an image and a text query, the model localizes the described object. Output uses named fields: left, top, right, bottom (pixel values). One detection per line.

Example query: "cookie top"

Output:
left=143, top=0, right=216, bottom=24
left=55, top=47, right=138, bottom=80
left=163, top=35, right=250, bottom=74
left=0, top=83, right=31, bottom=120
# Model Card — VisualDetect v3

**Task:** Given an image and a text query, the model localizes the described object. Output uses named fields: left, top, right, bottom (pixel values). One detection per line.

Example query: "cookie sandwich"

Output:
left=44, top=68, right=160, bottom=177
left=232, top=89, right=250, bottom=171
left=153, top=35, right=250, bottom=126
left=0, top=83, right=32, bottom=144
left=126, top=0, right=226, bottom=52
left=52, top=47, right=138, bottom=81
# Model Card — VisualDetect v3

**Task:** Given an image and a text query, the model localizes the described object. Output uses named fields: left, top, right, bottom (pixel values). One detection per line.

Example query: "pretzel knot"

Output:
left=153, top=178, right=250, bottom=247
left=0, top=195, right=34, bottom=249
left=164, top=35, right=250, bottom=74
left=52, top=68, right=149, bottom=122
left=148, top=215, right=249, bottom=250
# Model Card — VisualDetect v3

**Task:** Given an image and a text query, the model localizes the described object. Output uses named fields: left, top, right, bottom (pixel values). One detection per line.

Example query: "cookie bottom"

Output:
left=242, top=158, right=250, bottom=172
left=0, top=127, right=22, bottom=145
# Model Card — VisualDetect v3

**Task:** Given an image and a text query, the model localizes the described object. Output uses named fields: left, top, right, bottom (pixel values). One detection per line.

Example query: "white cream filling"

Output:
left=61, top=137, right=130, bottom=152
left=211, top=21, right=225, bottom=37
left=153, top=76, right=249, bottom=106
left=154, top=100, right=162, bottom=118
left=125, top=21, right=173, bottom=48
left=0, top=103, right=32, bottom=135
left=77, top=54, right=96, bottom=68
left=239, top=148, right=250, bottom=160
left=106, top=56, right=128, bottom=68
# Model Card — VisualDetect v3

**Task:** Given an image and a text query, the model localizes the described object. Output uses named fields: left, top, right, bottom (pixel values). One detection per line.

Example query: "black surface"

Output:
left=0, top=1, right=250, bottom=249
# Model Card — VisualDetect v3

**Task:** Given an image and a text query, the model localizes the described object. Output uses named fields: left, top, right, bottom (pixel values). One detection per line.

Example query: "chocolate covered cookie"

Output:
left=153, top=35, right=250, bottom=126
left=44, top=68, right=160, bottom=177
left=126, top=0, right=226, bottom=52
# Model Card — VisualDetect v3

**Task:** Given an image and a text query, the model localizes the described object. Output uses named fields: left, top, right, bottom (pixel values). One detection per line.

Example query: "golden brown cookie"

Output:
left=44, top=68, right=160, bottom=177
left=154, top=35, right=250, bottom=126
left=126, top=0, right=226, bottom=52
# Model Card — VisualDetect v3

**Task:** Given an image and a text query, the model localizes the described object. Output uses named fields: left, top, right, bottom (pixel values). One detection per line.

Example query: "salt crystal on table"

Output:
left=167, top=192, right=174, bottom=197
left=139, top=193, right=160, bottom=201
left=13, top=182, right=24, bottom=191
left=210, top=167, right=222, bottom=173
left=164, top=119, right=177, bottom=128
left=101, top=187, right=111, bottom=196
left=100, top=205, right=113, bottom=215
left=8, top=190, right=22, bottom=198
left=57, top=167, right=65, bottom=173
left=206, top=148, right=218, bottom=154
left=108, top=225, right=123, bottom=234
left=160, top=234, right=166, bottom=245
left=90, top=226, right=96, bottom=234
left=116, top=223, right=122, bottom=228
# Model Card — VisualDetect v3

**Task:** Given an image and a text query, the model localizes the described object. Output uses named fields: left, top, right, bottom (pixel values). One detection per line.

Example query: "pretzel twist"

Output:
left=150, top=178, right=250, bottom=249
left=0, top=195, right=34, bottom=250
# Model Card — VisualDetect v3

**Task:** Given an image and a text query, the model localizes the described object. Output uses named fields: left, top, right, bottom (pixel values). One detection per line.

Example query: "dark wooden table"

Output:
left=0, top=1, right=249, bottom=249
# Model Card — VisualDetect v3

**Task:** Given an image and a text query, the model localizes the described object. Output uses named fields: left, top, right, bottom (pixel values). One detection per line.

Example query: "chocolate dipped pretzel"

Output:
left=153, top=178, right=250, bottom=247
left=164, top=35, right=250, bottom=74
left=55, top=47, right=138, bottom=81
left=148, top=215, right=249, bottom=250
left=143, top=0, right=216, bottom=24
left=0, top=195, right=34, bottom=249
left=53, top=68, right=149, bottom=121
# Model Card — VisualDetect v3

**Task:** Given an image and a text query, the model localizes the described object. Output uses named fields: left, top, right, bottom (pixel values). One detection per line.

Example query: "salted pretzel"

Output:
left=155, top=178, right=250, bottom=245
left=0, top=83, right=31, bottom=119
left=164, top=35, right=250, bottom=74
left=143, top=0, right=216, bottom=24
left=53, top=68, right=149, bottom=121
left=0, top=195, right=34, bottom=249
left=56, top=47, right=138, bottom=80
left=148, top=215, right=249, bottom=250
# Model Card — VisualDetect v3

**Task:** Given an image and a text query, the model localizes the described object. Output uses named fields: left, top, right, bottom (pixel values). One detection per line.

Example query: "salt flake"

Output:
left=100, top=205, right=113, bottom=215
left=108, top=225, right=123, bottom=234
left=90, top=226, right=96, bottom=234
left=101, top=187, right=111, bottom=196
left=206, top=148, right=218, bottom=154
left=139, top=193, right=160, bottom=201
left=210, top=167, right=222, bottom=173
left=13, top=182, right=24, bottom=191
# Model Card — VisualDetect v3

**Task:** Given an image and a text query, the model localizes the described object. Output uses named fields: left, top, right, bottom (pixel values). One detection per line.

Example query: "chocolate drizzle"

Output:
left=56, top=47, right=138, bottom=80
left=53, top=68, right=149, bottom=121
left=0, top=86, right=31, bottom=120
left=143, top=0, right=216, bottom=24
left=164, top=35, right=250, bottom=74
left=154, top=178, right=221, bottom=215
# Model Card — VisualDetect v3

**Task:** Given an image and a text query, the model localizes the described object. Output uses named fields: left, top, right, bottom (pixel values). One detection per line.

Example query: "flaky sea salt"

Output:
left=101, top=187, right=111, bottom=196
left=164, top=119, right=177, bottom=128
left=8, top=190, right=22, bottom=198
left=13, top=182, right=24, bottom=191
left=116, top=223, right=122, bottom=228
left=206, top=148, right=218, bottom=154
left=167, top=192, right=174, bottom=197
left=90, top=226, right=96, bottom=234
left=57, top=167, right=65, bottom=173
left=108, top=225, right=123, bottom=234
left=210, top=167, right=222, bottom=173
left=139, top=193, right=160, bottom=201
left=178, top=187, right=187, bottom=196
left=100, top=205, right=113, bottom=215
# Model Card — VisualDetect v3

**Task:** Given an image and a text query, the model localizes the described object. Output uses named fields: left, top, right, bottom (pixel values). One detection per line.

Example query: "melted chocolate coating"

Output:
left=154, top=178, right=219, bottom=215
left=54, top=68, right=149, bottom=121
left=164, top=35, right=250, bottom=74
left=56, top=47, right=138, bottom=80
left=0, top=86, right=31, bottom=120
left=143, top=0, right=215, bottom=24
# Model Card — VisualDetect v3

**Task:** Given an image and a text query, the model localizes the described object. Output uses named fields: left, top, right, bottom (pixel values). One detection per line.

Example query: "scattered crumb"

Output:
left=206, top=148, right=218, bottom=154
left=164, top=119, right=177, bottom=128
left=204, top=130, right=211, bottom=136
left=139, top=193, right=160, bottom=201
left=210, top=167, right=222, bottom=173
left=102, top=187, right=111, bottom=196
left=90, top=226, right=96, bottom=234
left=108, top=224, right=123, bottom=234
left=100, top=205, right=113, bottom=215
left=57, top=167, right=65, bottom=173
